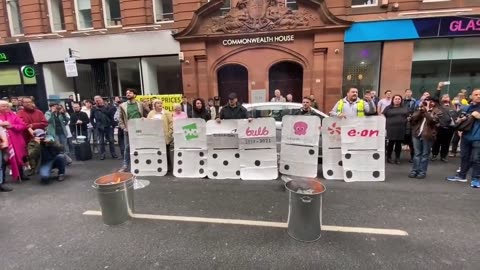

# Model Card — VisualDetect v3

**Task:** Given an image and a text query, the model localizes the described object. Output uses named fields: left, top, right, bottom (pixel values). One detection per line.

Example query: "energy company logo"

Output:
left=182, top=123, right=199, bottom=141
left=328, top=122, right=341, bottom=135
left=245, top=126, right=269, bottom=137
left=293, top=121, right=308, bottom=136
left=0, top=53, right=8, bottom=63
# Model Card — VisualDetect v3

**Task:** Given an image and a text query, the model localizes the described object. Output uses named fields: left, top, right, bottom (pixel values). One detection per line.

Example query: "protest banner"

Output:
left=136, top=94, right=182, bottom=112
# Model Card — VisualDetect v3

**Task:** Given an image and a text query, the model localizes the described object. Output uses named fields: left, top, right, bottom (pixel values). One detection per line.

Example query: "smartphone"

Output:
left=443, top=81, right=451, bottom=85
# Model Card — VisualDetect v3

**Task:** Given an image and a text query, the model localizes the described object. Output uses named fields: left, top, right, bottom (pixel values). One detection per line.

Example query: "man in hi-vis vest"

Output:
left=330, top=88, right=369, bottom=118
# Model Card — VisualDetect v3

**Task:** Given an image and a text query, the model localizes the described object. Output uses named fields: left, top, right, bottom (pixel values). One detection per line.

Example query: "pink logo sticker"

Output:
left=328, top=122, right=341, bottom=135
left=293, top=121, right=308, bottom=135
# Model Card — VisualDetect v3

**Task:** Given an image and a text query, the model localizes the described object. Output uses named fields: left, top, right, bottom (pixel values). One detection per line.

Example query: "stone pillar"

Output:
left=195, top=55, right=209, bottom=99
left=312, top=48, right=327, bottom=110
left=380, top=41, right=414, bottom=96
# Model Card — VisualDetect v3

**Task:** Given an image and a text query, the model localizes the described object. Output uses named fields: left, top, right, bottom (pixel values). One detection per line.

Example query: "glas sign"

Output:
left=413, top=16, right=480, bottom=38
left=21, top=66, right=36, bottom=78
left=0, top=53, right=8, bottom=63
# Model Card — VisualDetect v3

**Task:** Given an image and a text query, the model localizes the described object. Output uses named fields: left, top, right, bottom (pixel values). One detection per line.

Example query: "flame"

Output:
left=115, top=177, right=121, bottom=183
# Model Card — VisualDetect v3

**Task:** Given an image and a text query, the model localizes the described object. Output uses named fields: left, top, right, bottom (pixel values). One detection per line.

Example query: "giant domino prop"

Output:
left=206, top=120, right=241, bottom=179
left=173, top=118, right=208, bottom=178
left=280, top=115, right=321, bottom=178
left=322, top=116, right=386, bottom=182
left=237, top=118, right=278, bottom=180
left=128, top=119, right=168, bottom=177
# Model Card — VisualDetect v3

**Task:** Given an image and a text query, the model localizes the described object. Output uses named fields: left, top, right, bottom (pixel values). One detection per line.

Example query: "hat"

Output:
left=33, top=129, right=46, bottom=138
left=424, top=96, right=439, bottom=103
left=228, top=93, right=238, bottom=100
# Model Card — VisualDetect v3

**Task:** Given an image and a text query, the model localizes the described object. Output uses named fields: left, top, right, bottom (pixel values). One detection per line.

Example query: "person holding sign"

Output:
left=147, top=99, right=174, bottom=171
left=192, top=98, right=211, bottom=121
left=216, top=93, right=249, bottom=122
left=294, top=97, right=321, bottom=117
left=330, top=88, right=369, bottom=118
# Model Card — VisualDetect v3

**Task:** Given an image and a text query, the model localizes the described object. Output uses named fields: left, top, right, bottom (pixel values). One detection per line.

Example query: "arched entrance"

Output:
left=217, top=64, right=248, bottom=105
left=269, top=61, right=303, bottom=102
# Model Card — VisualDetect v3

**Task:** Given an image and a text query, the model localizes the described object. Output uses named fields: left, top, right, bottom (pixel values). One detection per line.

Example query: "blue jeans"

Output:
left=56, top=133, right=69, bottom=153
left=98, top=127, right=116, bottom=157
left=458, top=139, right=480, bottom=179
left=39, top=154, right=66, bottom=181
left=123, top=132, right=130, bottom=169
left=412, top=136, right=433, bottom=176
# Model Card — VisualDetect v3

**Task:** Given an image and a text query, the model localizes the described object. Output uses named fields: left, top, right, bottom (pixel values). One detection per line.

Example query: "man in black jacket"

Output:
left=216, top=93, right=249, bottom=121
left=91, top=96, right=118, bottom=160
left=181, top=96, right=193, bottom=118
left=69, top=102, right=89, bottom=139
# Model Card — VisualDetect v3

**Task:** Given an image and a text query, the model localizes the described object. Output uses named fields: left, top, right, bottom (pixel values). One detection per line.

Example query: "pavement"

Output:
left=0, top=154, right=479, bottom=270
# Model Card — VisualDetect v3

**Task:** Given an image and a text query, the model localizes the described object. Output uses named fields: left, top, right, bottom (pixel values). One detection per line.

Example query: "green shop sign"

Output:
left=0, top=53, right=8, bottom=63
left=21, top=66, right=36, bottom=78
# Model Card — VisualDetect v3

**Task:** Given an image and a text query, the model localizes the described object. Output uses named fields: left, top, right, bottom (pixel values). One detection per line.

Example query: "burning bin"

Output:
left=93, top=173, right=134, bottom=225
left=285, top=179, right=326, bottom=242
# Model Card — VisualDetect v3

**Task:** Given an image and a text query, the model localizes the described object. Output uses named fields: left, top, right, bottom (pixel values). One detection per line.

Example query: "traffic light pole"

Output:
left=69, top=48, right=78, bottom=101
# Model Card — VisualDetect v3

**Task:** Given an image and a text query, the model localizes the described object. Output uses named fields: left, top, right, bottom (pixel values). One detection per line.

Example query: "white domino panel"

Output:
left=342, top=150, right=385, bottom=182
left=279, top=144, right=318, bottom=178
left=173, top=149, right=208, bottom=178
left=207, top=149, right=241, bottom=179
left=240, top=148, right=278, bottom=180
left=130, top=148, right=167, bottom=177
left=322, top=117, right=344, bottom=180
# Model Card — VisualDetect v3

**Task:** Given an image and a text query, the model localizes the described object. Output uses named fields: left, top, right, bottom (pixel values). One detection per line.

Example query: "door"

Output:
left=217, top=64, right=248, bottom=105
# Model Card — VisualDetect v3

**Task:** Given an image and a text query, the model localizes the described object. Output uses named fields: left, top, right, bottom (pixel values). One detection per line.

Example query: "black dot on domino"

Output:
left=199, top=152, right=204, bottom=157
left=235, top=153, right=240, bottom=158
left=157, top=151, right=162, bottom=155
left=338, top=161, right=343, bottom=166
left=199, top=160, right=205, bottom=166
left=199, top=169, right=204, bottom=174
left=134, top=152, right=138, bottom=156
left=157, top=168, right=162, bottom=172
left=178, top=169, right=182, bottom=174
left=146, top=159, right=151, bottom=165
left=373, top=153, right=380, bottom=160
left=236, top=170, right=240, bottom=176
left=327, top=170, right=333, bottom=176
left=284, top=165, right=290, bottom=170
left=178, top=152, right=182, bottom=157
left=134, top=169, right=139, bottom=174
left=346, top=171, right=353, bottom=178
left=373, top=171, right=380, bottom=178
left=309, top=149, right=315, bottom=155
left=157, top=159, right=162, bottom=164
left=178, top=160, right=183, bottom=165
left=223, top=160, right=229, bottom=166
left=345, top=153, right=352, bottom=159
left=254, top=160, right=261, bottom=166
left=134, top=159, right=139, bottom=164
left=213, top=154, right=218, bottom=159
left=213, top=171, right=218, bottom=177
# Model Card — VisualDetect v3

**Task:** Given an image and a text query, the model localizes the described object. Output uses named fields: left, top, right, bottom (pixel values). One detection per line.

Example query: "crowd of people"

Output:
left=331, top=83, right=480, bottom=188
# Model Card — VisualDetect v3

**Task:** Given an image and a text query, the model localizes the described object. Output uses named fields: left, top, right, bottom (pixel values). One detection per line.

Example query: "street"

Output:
left=1, top=156, right=479, bottom=270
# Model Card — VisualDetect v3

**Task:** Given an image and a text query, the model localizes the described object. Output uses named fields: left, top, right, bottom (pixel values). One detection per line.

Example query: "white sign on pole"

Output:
left=64, top=57, right=78, bottom=77
left=251, top=89, right=267, bottom=103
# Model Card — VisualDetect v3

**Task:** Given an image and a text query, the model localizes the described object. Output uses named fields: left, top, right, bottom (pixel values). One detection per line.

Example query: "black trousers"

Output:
left=404, top=134, right=414, bottom=159
left=117, top=127, right=125, bottom=158
left=387, top=140, right=403, bottom=159
left=450, top=131, right=461, bottom=154
left=432, top=127, right=455, bottom=159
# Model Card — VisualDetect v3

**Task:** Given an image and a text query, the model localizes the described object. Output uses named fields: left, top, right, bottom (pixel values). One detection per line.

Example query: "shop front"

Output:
left=174, top=0, right=351, bottom=110
left=0, top=43, right=48, bottom=110
left=28, top=31, right=182, bottom=101
left=344, top=16, right=480, bottom=98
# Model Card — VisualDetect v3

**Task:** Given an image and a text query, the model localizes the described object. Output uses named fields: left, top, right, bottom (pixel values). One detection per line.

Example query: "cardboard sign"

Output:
left=280, top=115, right=321, bottom=178
left=173, top=118, right=208, bottom=178
left=206, top=120, right=241, bottom=179
left=322, top=117, right=344, bottom=180
left=238, top=118, right=278, bottom=180
left=128, top=119, right=167, bottom=177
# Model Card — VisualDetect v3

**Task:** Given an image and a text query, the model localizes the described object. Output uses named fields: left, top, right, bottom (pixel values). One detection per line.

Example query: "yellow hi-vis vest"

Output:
left=337, top=99, right=365, bottom=117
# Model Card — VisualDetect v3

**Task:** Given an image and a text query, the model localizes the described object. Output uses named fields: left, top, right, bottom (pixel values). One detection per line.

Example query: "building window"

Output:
left=342, top=43, right=382, bottom=96
left=351, top=0, right=378, bottom=7
left=6, top=0, right=23, bottom=35
left=220, top=0, right=231, bottom=16
left=285, top=0, right=298, bottom=10
left=154, top=0, right=174, bottom=22
left=48, top=0, right=66, bottom=32
left=103, top=0, right=122, bottom=26
left=75, top=0, right=93, bottom=29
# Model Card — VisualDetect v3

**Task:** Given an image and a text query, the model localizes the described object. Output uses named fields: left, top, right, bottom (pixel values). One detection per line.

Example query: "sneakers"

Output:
left=431, top=155, right=438, bottom=161
left=440, top=158, right=447, bottom=162
left=118, top=166, right=130, bottom=173
left=416, top=174, right=426, bottom=179
left=471, top=179, right=480, bottom=188
left=57, top=174, right=65, bottom=182
left=446, top=175, right=468, bottom=183
left=408, top=172, right=417, bottom=178
left=456, top=167, right=461, bottom=173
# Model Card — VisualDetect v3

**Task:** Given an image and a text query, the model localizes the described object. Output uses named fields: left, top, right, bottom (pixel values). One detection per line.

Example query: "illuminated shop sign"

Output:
left=0, top=53, right=8, bottom=63
left=414, top=16, right=480, bottom=37
left=222, top=35, right=295, bottom=46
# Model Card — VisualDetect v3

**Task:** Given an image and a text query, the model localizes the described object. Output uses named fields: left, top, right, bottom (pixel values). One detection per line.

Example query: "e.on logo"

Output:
left=246, top=127, right=269, bottom=137
left=347, top=128, right=379, bottom=137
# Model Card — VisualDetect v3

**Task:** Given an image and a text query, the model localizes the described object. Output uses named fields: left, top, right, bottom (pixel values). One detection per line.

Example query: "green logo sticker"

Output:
left=21, top=66, right=36, bottom=78
left=182, top=123, right=199, bottom=141
left=0, top=53, right=8, bottom=63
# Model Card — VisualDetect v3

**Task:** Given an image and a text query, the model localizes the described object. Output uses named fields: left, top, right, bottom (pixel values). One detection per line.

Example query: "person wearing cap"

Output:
left=216, top=93, right=249, bottom=121
left=29, top=129, right=67, bottom=183
left=408, top=96, right=441, bottom=179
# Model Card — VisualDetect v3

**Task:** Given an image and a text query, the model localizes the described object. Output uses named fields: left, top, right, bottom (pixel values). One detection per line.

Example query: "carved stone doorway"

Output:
left=269, top=61, right=303, bottom=103
left=217, top=64, right=249, bottom=105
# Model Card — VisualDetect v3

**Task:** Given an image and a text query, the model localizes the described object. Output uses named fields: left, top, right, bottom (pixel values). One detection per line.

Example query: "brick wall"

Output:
left=0, top=0, right=8, bottom=42
left=20, top=0, right=49, bottom=35
left=121, top=0, right=148, bottom=26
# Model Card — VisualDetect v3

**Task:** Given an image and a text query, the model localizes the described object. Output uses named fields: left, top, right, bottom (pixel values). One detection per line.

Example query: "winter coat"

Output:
left=45, top=111, right=69, bottom=138
left=17, top=108, right=48, bottom=141
left=192, top=109, right=211, bottom=121
left=69, top=111, right=90, bottom=137
left=383, top=105, right=409, bottom=141
left=218, top=104, right=248, bottom=120
left=410, top=109, right=440, bottom=141
left=91, top=104, right=116, bottom=130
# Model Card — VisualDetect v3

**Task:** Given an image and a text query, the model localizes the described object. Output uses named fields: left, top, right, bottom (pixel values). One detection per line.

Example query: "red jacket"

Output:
left=17, top=108, right=48, bottom=140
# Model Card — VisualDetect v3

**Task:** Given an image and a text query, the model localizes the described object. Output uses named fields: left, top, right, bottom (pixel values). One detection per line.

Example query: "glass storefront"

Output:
left=342, top=42, right=382, bottom=96
left=411, top=37, right=480, bottom=98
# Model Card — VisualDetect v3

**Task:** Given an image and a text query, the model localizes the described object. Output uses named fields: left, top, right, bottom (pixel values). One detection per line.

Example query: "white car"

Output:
left=242, top=102, right=328, bottom=161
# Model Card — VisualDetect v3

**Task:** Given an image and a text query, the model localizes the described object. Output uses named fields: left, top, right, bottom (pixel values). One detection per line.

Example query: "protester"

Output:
left=271, top=89, right=286, bottom=102
left=113, top=96, right=125, bottom=158
left=286, top=94, right=293, bottom=102
left=69, top=102, right=90, bottom=138
left=0, top=100, right=28, bottom=181
left=91, top=96, right=118, bottom=160
left=447, top=88, right=480, bottom=188
left=181, top=96, right=193, bottom=118
left=29, top=129, right=67, bottom=184
left=17, top=97, right=48, bottom=142
left=452, top=92, right=469, bottom=106
left=383, top=95, right=409, bottom=164
left=363, top=90, right=377, bottom=116
left=65, top=95, right=74, bottom=114
left=192, top=98, right=211, bottom=121
left=309, top=94, right=319, bottom=109
left=216, top=93, right=249, bottom=121
left=147, top=99, right=174, bottom=170
left=431, top=93, right=456, bottom=162
left=173, top=104, right=188, bottom=120
left=0, top=125, right=10, bottom=191
left=118, top=89, right=150, bottom=172
left=415, top=91, right=431, bottom=109
left=207, top=98, right=217, bottom=120
left=330, top=88, right=368, bottom=118
left=81, top=100, right=96, bottom=153
left=45, top=103, right=69, bottom=152
left=403, top=89, right=417, bottom=162
left=10, top=97, right=19, bottom=112
left=370, top=90, right=379, bottom=106
left=409, top=97, right=440, bottom=179
left=377, top=90, right=392, bottom=114
left=295, top=97, right=321, bottom=117
left=59, top=104, right=74, bottom=154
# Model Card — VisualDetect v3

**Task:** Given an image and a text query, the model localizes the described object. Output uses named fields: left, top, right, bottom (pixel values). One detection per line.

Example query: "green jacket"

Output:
left=45, top=111, right=69, bottom=139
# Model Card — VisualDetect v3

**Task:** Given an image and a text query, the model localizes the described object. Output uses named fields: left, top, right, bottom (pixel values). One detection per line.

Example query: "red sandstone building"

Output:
left=0, top=0, right=479, bottom=110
